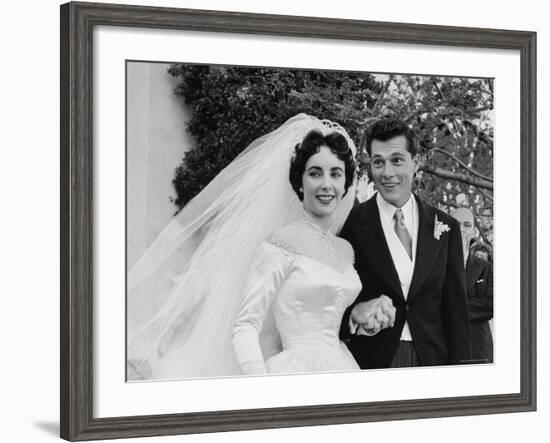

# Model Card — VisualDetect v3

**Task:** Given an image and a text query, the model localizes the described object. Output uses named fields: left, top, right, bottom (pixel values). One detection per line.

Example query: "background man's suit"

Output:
left=465, top=255, right=493, bottom=363
left=340, top=194, right=472, bottom=369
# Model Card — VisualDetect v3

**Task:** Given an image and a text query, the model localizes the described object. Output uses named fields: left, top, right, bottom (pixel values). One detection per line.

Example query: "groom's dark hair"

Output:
left=363, top=118, right=417, bottom=157
left=289, top=129, right=355, bottom=201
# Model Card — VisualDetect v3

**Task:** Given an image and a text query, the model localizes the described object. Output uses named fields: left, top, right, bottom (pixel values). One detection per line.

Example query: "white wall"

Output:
left=126, top=61, right=193, bottom=268
left=1, top=1, right=547, bottom=443
left=126, top=61, right=194, bottom=344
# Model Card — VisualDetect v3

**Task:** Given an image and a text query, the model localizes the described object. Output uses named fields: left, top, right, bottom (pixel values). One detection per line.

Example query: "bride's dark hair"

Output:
left=289, top=129, right=355, bottom=201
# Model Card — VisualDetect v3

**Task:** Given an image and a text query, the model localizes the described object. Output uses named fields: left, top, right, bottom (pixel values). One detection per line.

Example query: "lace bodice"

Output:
left=232, top=236, right=362, bottom=375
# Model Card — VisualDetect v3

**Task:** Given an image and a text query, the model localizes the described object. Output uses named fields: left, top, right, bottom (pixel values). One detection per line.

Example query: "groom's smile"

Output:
left=369, top=135, right=419, bottom=208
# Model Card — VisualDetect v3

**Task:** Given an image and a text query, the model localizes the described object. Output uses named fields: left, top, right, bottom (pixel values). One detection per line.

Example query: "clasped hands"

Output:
left=350, top=295, right=396, bottom=336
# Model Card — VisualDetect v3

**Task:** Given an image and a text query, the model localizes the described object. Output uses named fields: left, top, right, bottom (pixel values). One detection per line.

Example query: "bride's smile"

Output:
left=301, top=145, right=346, bottom=225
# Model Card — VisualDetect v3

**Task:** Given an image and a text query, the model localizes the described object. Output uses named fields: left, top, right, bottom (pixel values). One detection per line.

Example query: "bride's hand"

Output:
left=351, top=296, right=395, bottom=335
left=351, top=298, right=381, bottom=324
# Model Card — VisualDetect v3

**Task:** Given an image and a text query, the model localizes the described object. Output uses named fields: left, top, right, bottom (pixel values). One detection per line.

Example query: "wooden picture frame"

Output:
left=60, top=1, right=536, bottom=440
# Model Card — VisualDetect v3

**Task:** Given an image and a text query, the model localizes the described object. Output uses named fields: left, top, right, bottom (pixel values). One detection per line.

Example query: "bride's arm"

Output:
left=232, top=241, right=292, bottom=375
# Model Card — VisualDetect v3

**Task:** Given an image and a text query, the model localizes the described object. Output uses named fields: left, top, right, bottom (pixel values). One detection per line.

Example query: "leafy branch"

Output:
left=428, top=147, right=493, bottom=182
left=419, top=163, right=493, bottom=190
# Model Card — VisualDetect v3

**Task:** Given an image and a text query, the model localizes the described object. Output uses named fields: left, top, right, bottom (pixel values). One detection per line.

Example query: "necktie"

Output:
left=394, top=208, right=412, bottom=259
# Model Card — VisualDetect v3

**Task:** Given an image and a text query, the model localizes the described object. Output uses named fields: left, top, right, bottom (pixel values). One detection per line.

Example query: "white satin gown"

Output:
left=232, top=236, right=362, bottom=375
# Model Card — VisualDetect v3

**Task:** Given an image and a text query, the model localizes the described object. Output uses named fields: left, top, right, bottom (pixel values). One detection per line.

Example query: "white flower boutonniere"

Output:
left=433, top=215, right=450, bottom=240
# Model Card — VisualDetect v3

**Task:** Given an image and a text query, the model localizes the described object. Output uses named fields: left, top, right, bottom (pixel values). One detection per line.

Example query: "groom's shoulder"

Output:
left=349, top=194, right=377, bottom=217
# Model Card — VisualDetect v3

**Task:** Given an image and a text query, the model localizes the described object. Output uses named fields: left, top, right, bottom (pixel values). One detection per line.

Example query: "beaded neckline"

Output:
left=265, top=236, right=353, bottom=275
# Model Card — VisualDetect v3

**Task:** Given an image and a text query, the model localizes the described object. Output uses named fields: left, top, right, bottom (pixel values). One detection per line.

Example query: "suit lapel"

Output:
left=407, top=197, right=444, bottom=301
left=356, top=196, right=404, bottom=300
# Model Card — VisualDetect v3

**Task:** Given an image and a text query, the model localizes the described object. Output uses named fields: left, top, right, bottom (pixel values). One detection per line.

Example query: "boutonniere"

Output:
left=433, top=215, right=450, bottom=240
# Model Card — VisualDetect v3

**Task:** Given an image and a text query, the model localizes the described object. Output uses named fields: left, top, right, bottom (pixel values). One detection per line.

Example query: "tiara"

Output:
left=318, top=118, right=357, bottom=155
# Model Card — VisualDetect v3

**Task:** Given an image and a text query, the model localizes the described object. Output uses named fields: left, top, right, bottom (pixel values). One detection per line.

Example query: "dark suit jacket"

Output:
left=465, top=255, right=493, bottom=363
left=340, top=194, right=471, bottom=369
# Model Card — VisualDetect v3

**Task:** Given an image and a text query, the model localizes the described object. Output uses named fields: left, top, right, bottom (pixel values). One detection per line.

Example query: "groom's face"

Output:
left=370, top=135, right=418, bottom=208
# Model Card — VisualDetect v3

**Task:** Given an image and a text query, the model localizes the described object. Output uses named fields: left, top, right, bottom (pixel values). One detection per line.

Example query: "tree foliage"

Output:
left=168, top=64, right=382, bottom=208
left=168, top=65, right=493, bottom=247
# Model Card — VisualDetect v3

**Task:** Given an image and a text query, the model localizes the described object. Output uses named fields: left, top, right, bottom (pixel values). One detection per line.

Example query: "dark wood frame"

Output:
left=60, top=1, right=537, bottom=441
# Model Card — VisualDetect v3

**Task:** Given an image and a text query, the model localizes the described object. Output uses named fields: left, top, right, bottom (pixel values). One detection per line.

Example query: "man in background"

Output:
left=451, top=207, right=493, bottom=363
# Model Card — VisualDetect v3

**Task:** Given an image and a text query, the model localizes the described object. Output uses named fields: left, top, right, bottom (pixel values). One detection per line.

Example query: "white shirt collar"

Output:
left=376, top=192, right=415, bottom=232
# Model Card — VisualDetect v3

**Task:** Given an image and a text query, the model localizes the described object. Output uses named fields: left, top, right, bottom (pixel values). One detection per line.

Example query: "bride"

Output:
left=128, top=114, right=362, bottom=380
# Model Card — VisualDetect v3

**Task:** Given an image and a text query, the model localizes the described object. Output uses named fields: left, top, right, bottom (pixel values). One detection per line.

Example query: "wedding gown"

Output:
left=233, top=233, right=362, bottom=375
left=128, top=115, right=360, bottom=380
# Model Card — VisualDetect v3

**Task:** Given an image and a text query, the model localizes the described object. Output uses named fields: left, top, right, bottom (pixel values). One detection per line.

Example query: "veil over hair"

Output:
left=128, top=113, right=358, bottom=380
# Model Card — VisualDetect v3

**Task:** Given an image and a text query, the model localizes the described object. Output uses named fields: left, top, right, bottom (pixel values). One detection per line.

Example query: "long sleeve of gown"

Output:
left=232, top=241, right=292, bottom=375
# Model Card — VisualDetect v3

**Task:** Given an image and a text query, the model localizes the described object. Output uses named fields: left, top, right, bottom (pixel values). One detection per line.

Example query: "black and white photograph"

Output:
left=126, top=61, right=495, bottom=381
left=55, top=2, right=537, bottom=441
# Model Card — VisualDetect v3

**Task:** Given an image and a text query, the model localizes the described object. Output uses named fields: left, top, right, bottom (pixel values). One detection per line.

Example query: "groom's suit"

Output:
left=340, top=194, right=471, bottom=369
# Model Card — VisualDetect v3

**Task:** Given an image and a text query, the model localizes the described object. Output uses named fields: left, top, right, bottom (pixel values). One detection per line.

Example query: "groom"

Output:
left=340, top=118, right=471, bottom=368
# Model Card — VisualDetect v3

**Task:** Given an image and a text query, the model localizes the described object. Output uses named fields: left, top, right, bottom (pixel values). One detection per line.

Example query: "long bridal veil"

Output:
left=127, top=113, right=357, bottom=380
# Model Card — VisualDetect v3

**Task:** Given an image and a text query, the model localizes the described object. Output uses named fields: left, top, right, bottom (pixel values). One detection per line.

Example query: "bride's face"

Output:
left=301, top=146, right=346, bottom=220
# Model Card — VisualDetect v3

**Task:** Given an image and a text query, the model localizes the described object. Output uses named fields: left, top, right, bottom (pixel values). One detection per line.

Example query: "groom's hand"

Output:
left=350, top=295, right=396, bottom=336
left=378, top=295, right=396, bottom=328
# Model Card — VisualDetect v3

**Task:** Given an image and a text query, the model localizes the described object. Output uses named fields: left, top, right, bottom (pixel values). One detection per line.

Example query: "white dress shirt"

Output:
left=376, top=192, right=419, bottom=341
